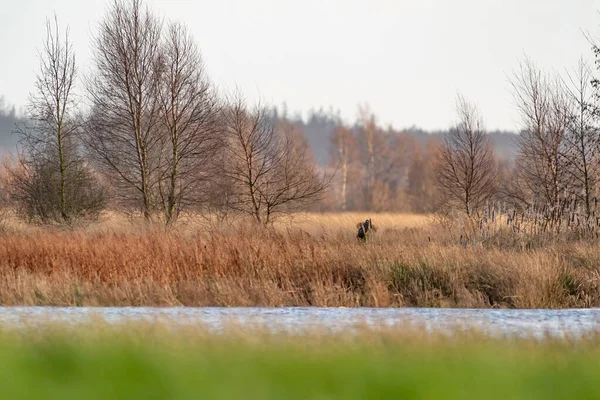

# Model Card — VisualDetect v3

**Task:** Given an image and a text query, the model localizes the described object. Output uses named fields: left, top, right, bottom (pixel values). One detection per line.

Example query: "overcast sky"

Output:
left=1, top=0, right=599, bottom=131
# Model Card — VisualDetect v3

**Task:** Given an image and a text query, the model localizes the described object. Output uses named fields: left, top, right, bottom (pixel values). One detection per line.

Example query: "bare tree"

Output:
left=329, top=125, right=357, bottom=211
left=356, top=105, right=414, bottom=211
left=407, top=139, right=442, bottom=213
left=562, top=59, right=598, bottom=217
left=357, top=104, right=378, bottom=209
left=374, top=131, right=412, bottom=211
left=435, top=95, right=497, bottom=216
left=10, top=15, right=106, bottom=224
left=509, top=57, right=571, bottom=208
left=157, top=22, right=222, bottom=225
left=221, top=94, right=331, bottom=225
left=85, top=0, right=163, bottom=220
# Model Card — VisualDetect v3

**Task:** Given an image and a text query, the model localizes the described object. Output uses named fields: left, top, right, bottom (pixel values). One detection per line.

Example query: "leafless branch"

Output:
left=435, top=95, right=497, bottom=217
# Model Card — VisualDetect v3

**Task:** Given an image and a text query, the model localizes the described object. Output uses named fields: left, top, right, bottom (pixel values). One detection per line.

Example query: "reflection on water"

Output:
left=1, top=307, right=599, bottom=338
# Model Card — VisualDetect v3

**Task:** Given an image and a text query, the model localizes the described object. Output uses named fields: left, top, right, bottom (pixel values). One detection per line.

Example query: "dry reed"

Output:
left=0, top=212, right=598, bottom=308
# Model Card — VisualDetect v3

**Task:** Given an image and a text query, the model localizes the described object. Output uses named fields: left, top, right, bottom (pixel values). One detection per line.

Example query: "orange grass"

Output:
left=0, top=212, right=598, bottom=308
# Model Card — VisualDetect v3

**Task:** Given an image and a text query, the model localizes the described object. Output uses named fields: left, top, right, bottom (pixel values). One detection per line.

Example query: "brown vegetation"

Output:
left=0, top=213, right=598, bottom=308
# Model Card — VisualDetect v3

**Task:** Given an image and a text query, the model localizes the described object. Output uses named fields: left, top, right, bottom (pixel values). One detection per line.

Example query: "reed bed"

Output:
left=0, top=212, right=598, bottom=308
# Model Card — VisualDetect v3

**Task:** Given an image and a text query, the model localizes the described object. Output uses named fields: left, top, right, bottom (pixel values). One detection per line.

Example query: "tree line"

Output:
left=3, top=0, right=330, bottom=226
left=305, top=53, right=600, bottom=222
left=4, top=0, right=600, bottom=225
left=434, top=53, right=600, bottom=232
left=273, top=106, right=511, bottom=214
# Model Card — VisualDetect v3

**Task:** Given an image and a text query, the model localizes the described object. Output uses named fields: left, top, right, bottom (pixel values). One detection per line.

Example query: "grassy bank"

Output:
left=0, top=324, right=599, bottom=399
left=0, top=212, right=599, bottom=308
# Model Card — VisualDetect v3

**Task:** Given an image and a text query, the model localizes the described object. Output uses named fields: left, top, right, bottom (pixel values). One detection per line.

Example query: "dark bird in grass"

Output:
left=356, top=218, right=376, bottom=242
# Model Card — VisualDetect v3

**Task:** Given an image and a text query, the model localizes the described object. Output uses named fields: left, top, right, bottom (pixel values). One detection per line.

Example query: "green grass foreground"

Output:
left=0, top=324, right=598, bottom=399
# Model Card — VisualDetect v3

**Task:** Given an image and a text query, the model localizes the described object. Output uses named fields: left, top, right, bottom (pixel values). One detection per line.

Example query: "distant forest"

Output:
left=0, top=97, right=23, bottom=155
left=267, top=105, right=519, bottom=213
left=0, top=97, right=518, bottom=214
left=270, top=105, right=519, bottom=167
left=0, top=101, right=517, bottom=161
left=0, top=98, right=519, bottom=163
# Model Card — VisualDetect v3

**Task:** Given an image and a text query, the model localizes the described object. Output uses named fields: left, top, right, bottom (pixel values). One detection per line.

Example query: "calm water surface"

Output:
left=1, top=307, right=600, bottom=338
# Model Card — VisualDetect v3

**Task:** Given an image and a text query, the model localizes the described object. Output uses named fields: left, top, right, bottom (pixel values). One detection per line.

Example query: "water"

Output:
left=1, top=307, right=600, bottom=338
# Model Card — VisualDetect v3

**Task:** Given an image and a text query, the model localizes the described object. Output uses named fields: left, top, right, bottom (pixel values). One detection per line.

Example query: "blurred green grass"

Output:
left=0, top=324, right=598, bottom=399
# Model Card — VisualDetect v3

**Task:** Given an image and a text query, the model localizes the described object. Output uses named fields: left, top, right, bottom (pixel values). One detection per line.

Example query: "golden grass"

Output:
left=270, top=212, right=433, bottom=233
left=0, top=211, right=597, bottom=308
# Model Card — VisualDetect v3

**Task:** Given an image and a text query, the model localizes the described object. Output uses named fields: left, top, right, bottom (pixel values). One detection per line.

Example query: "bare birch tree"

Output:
left=435, top=95, right=497, bottom=216
left=562, top=59, right=598, bottom=217
left=509, top=58, right=570, bottom=208
left=157, top=22, right=222, bottom=225
left=330, top=125, right=356, bottom=211
left=222, top=94, right=331, bottom=225
left=10, top=15, right=106, bottom=224
left=357, top=104, right=377, bottom=209
left=85, top=0, right=163, bottom=220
